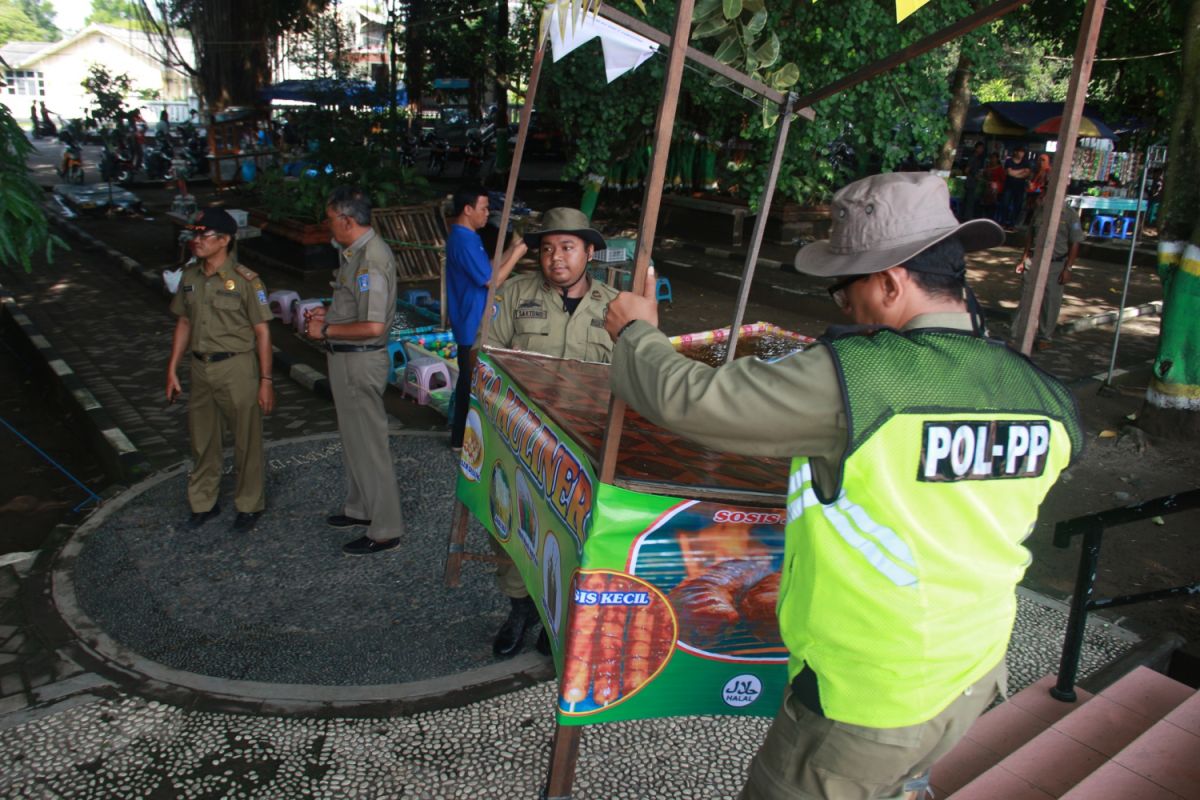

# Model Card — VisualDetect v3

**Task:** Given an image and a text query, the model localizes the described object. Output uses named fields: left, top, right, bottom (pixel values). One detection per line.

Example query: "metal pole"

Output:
left=724, top=97, right=794, bottom=365
left=1103, top=155, right=1150, bottom=386
left=1015, top=0, right=1107, bottom=355
left=1051, top=527, right=1103, bottom=702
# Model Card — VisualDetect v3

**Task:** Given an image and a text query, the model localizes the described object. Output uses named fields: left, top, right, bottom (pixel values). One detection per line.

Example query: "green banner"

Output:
left=455, top=354, right=790, bottom=727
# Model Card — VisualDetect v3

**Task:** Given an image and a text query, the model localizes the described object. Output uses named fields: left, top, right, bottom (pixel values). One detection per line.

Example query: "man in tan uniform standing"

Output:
left=1017, top=193, right=1085, bottom=350
left=166, top=208, right=275, bottom=532
left=484, top=207, right=620, bottom=656
left=305, top=186, right=404, bottom=556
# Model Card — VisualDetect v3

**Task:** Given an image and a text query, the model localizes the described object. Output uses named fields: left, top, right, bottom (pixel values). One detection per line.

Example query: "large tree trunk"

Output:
left=935, top=47, right=972, bottom=171
left=190, top=0, right=274, bottom=110
left=493, top=0, right=510, bottom=172
left=1139, top=0, right=1200, bottom=439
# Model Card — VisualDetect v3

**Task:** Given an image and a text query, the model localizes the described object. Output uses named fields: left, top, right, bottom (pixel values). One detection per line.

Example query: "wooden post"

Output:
left=724, top=97, right=795, bottom=364
left=443, top=34, right=546, bottom=590
left=1014, top=0, right=1107, bottom=355
left=595, top=0, right=697, bottom=487
left=547, top=5, right=697, bottom=797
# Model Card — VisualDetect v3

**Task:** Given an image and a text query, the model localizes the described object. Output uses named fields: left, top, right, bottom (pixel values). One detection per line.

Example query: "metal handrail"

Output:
left=1049, top=488, right=1200, bottom=702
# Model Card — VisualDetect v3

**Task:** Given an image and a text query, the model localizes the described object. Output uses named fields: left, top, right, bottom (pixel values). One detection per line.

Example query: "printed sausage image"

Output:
left=559, top=571, right=677, bottom=714
left=668, top=559, right=773, bottom=648
left=739, top=571, right=781, bottom=643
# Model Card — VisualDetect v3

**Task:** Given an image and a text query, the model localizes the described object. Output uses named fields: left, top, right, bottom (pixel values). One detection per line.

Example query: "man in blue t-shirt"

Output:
left=446, top=186, right=527, bottom=449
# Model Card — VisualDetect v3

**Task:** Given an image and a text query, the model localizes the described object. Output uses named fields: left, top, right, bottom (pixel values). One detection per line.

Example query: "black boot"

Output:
left=493, top=596, right=537, bottom=658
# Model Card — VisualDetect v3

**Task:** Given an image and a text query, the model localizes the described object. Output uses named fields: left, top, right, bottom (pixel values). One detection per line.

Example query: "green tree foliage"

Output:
left=0, top=104, right=66, bottom=272
left=283, top=5, right=357, bottom=80
left=546, top=0, right=984, bottom=205
left=86, top=0, right=142, bottom=26
left=0, top=0, right=57, bottom=44
left=81, top=64, right=132, bottom=127
left=1022, top=0, right=1192, bottom=144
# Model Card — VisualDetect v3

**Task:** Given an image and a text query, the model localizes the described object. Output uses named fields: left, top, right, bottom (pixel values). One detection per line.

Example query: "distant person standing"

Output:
left=30, top=102, right=38, bottom=132
left=1017, top=192, right=1085, bottom=350
left=445, top=186, right=526, bottom=452
left=155, top=109, right=171, bottom=141
left=961, top=141, right=986, bottom=220
left=1001, top=145, right=1031, bottom=227
left=165, top=208, right=275, bottom=532
left=304, top=186, right=405, bottom=556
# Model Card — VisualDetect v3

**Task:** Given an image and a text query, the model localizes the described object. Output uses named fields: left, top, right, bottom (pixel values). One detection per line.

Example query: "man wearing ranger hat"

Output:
left=604, top=172, right=1083, bottom=800
left=166, top=207, right=275, bottom=533
left=484, top=207, right=620, bottom=657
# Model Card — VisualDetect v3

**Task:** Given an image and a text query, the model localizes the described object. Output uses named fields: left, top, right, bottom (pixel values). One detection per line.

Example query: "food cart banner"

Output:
left=557, top=483, right=789, bottom=726
left=455, top=353, right=593, bottom=671
left=455, top=354, right=790, bottom=726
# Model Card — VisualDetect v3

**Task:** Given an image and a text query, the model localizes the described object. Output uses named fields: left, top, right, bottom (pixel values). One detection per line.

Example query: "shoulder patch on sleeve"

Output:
left=256, top=289, right=269, bottom=305
left=234, top=265, right=259, bottom=282
left=357, top=273, right=370, bottom=293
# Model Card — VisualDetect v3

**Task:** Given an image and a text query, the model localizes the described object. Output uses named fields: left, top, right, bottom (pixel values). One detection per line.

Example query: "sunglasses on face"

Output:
left=827, top=273, right=870, bottom=309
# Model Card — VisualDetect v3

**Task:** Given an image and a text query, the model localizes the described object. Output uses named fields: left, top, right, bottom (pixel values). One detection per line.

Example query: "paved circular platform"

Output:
left=50, top=433, right=552, bottom=713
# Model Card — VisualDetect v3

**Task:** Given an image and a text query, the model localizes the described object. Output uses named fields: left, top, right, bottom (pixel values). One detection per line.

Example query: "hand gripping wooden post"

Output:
left=443, top=35, right=547, bottom=589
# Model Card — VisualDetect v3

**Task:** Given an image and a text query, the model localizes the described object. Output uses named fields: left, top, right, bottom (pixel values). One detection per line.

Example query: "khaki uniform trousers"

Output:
left=187, top=352, right=264, bottom=514
left=740, top=660, right=1007, bottom=800
left=328, top=349, right=405, bottom=541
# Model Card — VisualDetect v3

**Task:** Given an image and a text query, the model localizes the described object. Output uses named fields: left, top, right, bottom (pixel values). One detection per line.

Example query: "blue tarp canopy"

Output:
left=259, top=79, right=407, bottom=108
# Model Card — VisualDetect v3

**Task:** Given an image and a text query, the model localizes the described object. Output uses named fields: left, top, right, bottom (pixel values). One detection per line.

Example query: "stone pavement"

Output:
left=0, top=189, right=1156, bottom=797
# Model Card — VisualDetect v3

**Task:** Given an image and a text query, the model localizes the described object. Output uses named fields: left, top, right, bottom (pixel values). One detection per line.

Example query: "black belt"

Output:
left=327, top=343, right=385, bottom=353
left=192, top=351, right=239, bottom=363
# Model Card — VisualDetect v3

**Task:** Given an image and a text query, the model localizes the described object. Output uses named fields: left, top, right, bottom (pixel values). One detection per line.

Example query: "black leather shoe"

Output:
left=327, top=514, right=371, bottom=528
left=535, top=628, right=551, bottom=656
left=232, top=511, right=262, bottom=532
left=493, top=596, right=537, bottom=658
left=188, top=504, right=220, bottom=528
left=342, top=535, right=400, bottom=556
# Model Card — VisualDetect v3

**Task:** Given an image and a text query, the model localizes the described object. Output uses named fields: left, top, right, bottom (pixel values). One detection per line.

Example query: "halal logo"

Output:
left=722, top=674, right=762, bottom=708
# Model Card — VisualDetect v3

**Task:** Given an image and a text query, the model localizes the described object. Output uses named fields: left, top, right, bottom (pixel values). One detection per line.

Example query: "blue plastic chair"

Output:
left=1116, top=216, right=1136, bottom=239
left=1088, top=215, right=1116, bottom=238
left=386, top=340, right=408, bottom=385
left=403, top=289, right=433, bottom=306
left=655, top=276, right=673, bottom=304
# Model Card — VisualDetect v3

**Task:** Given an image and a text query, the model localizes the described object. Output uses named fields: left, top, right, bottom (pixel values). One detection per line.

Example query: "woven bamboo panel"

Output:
left=372, top=204, right=446, bottom=282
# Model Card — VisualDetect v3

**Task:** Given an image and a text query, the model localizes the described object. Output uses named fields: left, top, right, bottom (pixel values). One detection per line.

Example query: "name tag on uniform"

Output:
left=216, top=289, right=239, bottom=297
left=516, top=309, right=547, bottom=320
left=919, top=420, right=1051, bottom=482
left=590, top=318, right=605, bottom=328
left=182, top=285, right=194, bottom=293
left=357, top=273, right=370, bottom=292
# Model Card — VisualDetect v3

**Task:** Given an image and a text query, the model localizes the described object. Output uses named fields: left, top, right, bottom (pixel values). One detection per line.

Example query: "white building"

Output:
left=0, top=24, right=197, bottom=123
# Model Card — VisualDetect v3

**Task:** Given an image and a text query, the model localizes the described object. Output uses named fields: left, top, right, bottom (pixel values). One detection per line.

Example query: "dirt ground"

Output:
left=9, top=161, right=1199, bottom=663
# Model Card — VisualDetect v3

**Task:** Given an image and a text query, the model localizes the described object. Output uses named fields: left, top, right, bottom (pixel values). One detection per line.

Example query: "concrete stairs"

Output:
left=932, top=667, right=1199, bottom=798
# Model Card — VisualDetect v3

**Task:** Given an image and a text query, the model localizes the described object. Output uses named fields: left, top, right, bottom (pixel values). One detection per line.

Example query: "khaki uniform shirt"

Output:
left=610, top=312, right=974, bottom=498
left=170, top=256, right=272, bottom=352
left=486, top=272, right=620, bottom=363
left=326, top=229, right=397, bottom=347
left=1033, top=203, right=1086, bottom=261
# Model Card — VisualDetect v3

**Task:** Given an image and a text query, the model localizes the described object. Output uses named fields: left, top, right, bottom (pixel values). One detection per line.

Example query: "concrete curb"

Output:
left=660, top=236, right=786, bottom=271
left=1060, top=300, right=1162, bottom=335
left=39, top=432, right=555, bottom=717
left=0, top=291, right=152, bottom=485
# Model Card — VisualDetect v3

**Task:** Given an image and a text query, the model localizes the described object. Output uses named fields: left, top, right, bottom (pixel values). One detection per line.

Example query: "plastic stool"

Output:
left=268, top=289, right=300, bottom=324
left=404, top=356, right=451, bottom=406
left=1088, top=215, right=1116, bottom=238
left=293, top=299, right=326, bottom=333
left=403, top=289, right=432, bottom=306
left=655, top=276, right=673, bottom=304
left=1117, top=216, right=1136, bottom=239
left=386, top=340, right=408, bottom=385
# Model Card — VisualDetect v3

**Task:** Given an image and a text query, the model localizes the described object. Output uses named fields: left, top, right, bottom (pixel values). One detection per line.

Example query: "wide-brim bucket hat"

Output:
left=794, top=172, right=1004, bottom=278
left=524, top=207, right=606, bottom=251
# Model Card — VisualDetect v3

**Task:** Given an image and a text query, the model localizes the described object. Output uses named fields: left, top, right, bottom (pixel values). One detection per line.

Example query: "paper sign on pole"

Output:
left=896, top=0, right=932, bottom=22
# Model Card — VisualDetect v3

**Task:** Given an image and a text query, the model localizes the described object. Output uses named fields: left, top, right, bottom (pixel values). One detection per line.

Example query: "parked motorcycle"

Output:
left=461, top=130, right=487, bottom=179
left=57, top=139, right=85, bottom=184
left=99, top=142, right=135, bottom=185
left=144, top=137, right=175, bottom=181
left=427, top=135, right=449, bottom=177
